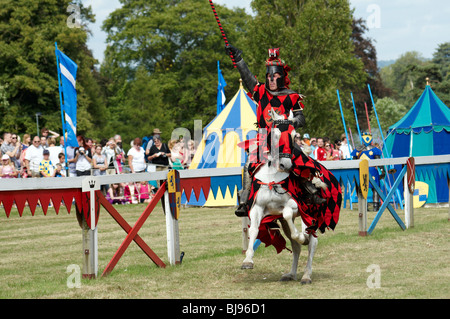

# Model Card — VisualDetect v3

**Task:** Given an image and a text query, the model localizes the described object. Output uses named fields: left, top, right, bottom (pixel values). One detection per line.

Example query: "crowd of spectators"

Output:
left=0, top=127, right=198, bottom=205
left=294, top=132, right=353, bottom=161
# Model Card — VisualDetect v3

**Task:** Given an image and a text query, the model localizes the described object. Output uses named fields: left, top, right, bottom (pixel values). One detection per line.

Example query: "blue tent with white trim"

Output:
left=385, top=84, right=450, bottom=203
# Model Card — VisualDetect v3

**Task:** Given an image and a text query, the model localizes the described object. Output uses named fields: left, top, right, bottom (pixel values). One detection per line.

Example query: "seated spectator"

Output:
left=124, top=182, right=139, bottom=204
left=135, top=181, right=154, bottom=203
left=106, top=183, right=128, bottom=205
left=1, top=154, right=18, bottom=178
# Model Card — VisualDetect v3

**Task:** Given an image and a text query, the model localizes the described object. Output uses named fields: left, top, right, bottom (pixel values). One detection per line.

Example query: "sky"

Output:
left=83, top=0, right=450, bottom=65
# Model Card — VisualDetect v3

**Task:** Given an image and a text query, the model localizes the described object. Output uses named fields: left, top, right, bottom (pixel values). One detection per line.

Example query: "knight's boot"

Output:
left=235, top=160, right=251, bottom=217
left=235, top=189, right=249, bottom=217
left=303, top=180, right=327, bottom=205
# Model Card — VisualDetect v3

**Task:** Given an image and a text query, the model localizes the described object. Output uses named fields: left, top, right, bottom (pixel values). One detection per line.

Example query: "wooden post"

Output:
left=165, top=191, right=180, bottom=265
left=81, top=214, right=98, bottom=279
left=404, top=173, right=414, bottom=228
left=358, top=191, right=368, bottom=236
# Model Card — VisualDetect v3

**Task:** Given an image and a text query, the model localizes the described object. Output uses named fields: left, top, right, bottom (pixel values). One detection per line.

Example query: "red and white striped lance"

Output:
left=208, top=0, right=236, bottom=68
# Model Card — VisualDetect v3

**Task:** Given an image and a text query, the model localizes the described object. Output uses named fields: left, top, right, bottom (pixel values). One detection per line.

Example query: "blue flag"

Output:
left=55, top=45, right=78, bottom=148
left=217, top=61, right=227, bottom=115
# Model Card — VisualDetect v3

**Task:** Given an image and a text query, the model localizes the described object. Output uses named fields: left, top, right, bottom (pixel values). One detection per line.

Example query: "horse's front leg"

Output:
left=282, top=200, right=305, bottom=244
left=242, top=204, right=264, bottom=269
left=301, top=234, right=318, bottom=284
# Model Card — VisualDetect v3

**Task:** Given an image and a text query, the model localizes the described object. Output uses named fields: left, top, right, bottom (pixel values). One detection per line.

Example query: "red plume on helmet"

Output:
left=265, top=48, right=291, bottom=89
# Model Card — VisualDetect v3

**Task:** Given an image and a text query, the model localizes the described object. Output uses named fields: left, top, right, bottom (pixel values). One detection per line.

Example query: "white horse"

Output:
left=241, top=109, right=318, bottom=284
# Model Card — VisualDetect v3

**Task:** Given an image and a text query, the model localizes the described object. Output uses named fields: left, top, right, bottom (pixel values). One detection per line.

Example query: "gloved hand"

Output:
left=225, top=44, right=242, bottom=63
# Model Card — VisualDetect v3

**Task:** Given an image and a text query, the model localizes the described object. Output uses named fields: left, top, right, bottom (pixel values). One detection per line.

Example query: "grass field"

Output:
left=0, top=201, right=449, bottom=299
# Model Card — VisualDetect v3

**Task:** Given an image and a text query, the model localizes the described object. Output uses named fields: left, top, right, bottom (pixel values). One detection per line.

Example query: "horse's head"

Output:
left=268, top=108, right=296, bottom=172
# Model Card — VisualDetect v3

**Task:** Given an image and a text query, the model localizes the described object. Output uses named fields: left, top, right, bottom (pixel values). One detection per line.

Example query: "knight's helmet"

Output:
left=265, top=48, right=291, bottom=90
left=361, top=131, right=373, bottom=146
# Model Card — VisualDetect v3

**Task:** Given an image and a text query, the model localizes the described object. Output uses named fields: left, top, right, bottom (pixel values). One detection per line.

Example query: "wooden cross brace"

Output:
left=99, top=182, right=167, bottom=277
left=368, top=165, right=407, bottom=235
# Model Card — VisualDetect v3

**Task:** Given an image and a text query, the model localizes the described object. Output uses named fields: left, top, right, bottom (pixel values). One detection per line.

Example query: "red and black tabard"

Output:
left=252, top=83, right=304, bottom=129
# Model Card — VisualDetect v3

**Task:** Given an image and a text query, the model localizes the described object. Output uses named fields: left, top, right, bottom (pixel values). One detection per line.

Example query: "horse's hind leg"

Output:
left=301, top=233, right=318, bottom=285
left=279, top=219, right=301, bottom=281
left=242, top=205, right=263, bottom=269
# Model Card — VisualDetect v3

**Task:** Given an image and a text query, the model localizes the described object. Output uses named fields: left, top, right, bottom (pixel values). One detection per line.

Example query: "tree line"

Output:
left=0, top=0, right=449, bottom=151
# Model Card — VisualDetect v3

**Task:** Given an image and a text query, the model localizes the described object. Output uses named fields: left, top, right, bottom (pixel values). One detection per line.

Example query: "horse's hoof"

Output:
left=301, top=278, right=312, bottom=285
left=280, top=274, right=295, bottom=282
left=241, top=262, right=254, bottom=269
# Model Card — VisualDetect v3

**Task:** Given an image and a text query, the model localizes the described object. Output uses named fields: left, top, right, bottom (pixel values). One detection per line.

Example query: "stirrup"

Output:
left=235, top=204, right=248, bottom=217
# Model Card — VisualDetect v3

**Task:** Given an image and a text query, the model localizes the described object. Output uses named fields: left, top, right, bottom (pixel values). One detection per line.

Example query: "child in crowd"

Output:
left=57, top=153, right=67, bottom=177
left=135, top=180, right=154, bottom=203
left=53, top=163, right=64, bottom=177
left=106, top=183, right=128, bottom=205
left=39, top=149, right=53, bottom=177
left=0, top=154, right=18, bottom=178
left=124, top=182, right=139, bottom=204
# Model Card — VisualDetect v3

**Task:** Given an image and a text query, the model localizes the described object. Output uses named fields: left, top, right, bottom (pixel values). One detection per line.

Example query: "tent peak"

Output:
left=239, top=78, right=243, bottom=89
left=426, top=77, right=430, bottom=86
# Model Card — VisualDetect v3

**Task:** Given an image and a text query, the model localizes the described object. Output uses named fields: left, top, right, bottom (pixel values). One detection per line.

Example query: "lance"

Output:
left=364, top=102, right=372, bottom=133
left=337, top=89, right=352, bottom=159
left=208, top=0, right=236, bottom=68
left=351, top=92, right=363, bottom=144
left=368, top=84, right=401, bottom=207
left=348, top=127, right=355, bottom=150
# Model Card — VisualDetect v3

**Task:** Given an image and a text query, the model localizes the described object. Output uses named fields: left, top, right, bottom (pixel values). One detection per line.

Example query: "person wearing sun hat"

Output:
left=1, top=154, right=18, bottom=178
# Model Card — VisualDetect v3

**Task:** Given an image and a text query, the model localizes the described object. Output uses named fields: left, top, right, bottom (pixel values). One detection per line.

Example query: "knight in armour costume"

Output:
left=225, top=45, right=327, bottom=217
left=350, top=132, right=385, bottom=211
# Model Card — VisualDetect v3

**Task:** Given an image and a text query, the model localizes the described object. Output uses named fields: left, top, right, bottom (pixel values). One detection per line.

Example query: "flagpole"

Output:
left=55, top=42, right=69, bottom=176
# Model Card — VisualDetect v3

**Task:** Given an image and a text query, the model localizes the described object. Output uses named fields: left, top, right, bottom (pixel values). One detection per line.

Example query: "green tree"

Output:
left=243, top=0, right=366, bottom=139
left=101, top=0, right=250, bottom=143
left=369, top=97, right=407, bottom=133
left=0, top=0, right=106, bottom=138
left=379, top=51, right=427, bottom=107
left=350, top=18, right=391, bottom=131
